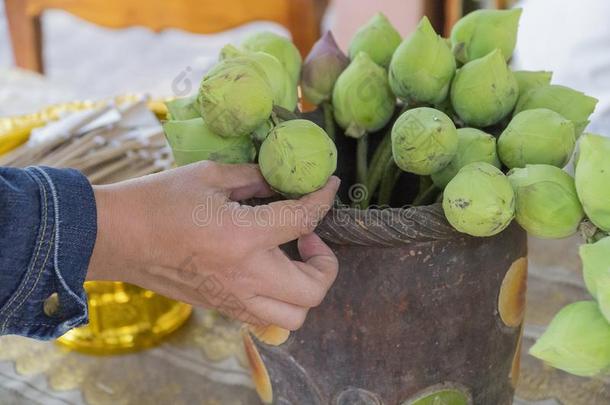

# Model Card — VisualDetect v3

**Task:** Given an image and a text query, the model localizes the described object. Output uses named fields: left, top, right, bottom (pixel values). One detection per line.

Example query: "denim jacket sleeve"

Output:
left=0, top=166, right=96, bottom=340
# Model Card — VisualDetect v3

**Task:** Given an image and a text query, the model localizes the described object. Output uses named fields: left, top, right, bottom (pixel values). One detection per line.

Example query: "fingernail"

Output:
left=330, top=176, right=341, bottom=189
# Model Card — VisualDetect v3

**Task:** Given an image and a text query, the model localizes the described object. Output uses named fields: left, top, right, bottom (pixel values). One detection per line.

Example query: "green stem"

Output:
left=356, top=134, right=368, bottom=186
left=412, top=182, right=440, bottom=206
left=361, top=128, right=400, bottom=208
left=271, top=105, right=299, bottom=121
left=362, top=103, right=415, bottom=206
left=378, top=159, right=401, bottom=206
left=364, top=130, right=393, bottom=199
left=322, top=101, right=335, bottom=141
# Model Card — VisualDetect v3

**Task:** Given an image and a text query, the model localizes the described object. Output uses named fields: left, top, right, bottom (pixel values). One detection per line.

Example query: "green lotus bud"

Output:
left=163, top=117, right=255, bottom=166
left=220, top=44, right=297, bottom=111
left=389, top=16, right=456, bottom=105
left=301, top=31, right=350, bottom=105
left=258, top=119, right=337, bottom=197
left=391, top=107, right=458, bottom=175
left=348, top=12, right=401, bottom=68
left=451, top=8, right=522, bottom=63
left=498, top=109, right=576, bottom=169
left=431, top=128, right=500, bottom=189
left=198, top=57, right=273, bottom=138
left=450, top=49, right=518, bottom=127
left=252, top=119, right=274, bottom=143
left=165, top=95, right=201, bottom=120
left=332, top=52, right=395, bottom=138
left=513, top=70, right=553, bottom=96
left=242, top=31, right=302, bottom=84
left=529, top=301, right=610, bottom=377
left=508, top=165, right=584, bottom=239
left=514, top=84, right=598, bottom=137
left=575, top=134, right=610, bottom=231
left=580, top=236, right=610, bottom=323
left=443, top=162, right=515, bottom=237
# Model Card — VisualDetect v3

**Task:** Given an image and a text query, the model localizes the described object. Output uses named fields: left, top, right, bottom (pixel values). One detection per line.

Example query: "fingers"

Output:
left=143, top=266, right=310, bottom=330
left=244, top=235, right=339, bottom=330
left=295, top=233, right=339, bottom=287
left=249, top=248, right=333, bottom=308
left=237, top=176, right=340, bottom=249
left=239, top=295, right=309, bottom=331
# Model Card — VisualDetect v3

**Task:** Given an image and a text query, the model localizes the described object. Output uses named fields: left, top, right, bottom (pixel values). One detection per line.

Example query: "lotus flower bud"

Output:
left=348, top=12, right=401, bottom=68
left=391, top=107, right=458, bottom=175
left=389, top=16, right=456, bottom=105
left=163, top=117, right=255, bottom=166
left=450, top=49, right=518, bottom=127
left=443, top=162, right=515, bottom=237
left=251, top=119, right=274, bottom=143
left=165, top=95, right=201, bottom=120
left=451, top=8, right=522, bottom=63
left=515, top=84, right=598, bottom=137
left=513, top=70, right=552, bottom=96
left=220, top=44, right=298, bottom=111
left=198, top=57, right=273, bottom=138
left=301, top=31, right=350, bottom=105
left=431, top=128, right=500, bottom=189
left=508, top=165, right=584, bottom=239
left=498, top=109, right=576, bottom=169
left=242, top=31, right=302, bottom=84
left=529, top=301, right=610, bottom=377
left=332, top=52, right=395, bottom=138
left=580, top=236, right=610, bottom=323
left=258, top=119, right=337, bottom=197
left=575, top=134, right=610, bottom=231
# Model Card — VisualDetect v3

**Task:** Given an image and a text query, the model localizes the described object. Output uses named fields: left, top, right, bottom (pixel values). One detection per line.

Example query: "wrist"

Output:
left=87, top=184, right=147, bottom=283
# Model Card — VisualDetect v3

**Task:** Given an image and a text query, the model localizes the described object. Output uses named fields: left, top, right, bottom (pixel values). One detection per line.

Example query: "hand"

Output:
left=87, top=161, right=340, bottom=330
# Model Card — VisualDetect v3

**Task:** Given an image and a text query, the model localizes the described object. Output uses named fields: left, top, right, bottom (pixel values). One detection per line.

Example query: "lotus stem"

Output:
left=362, top=130, right=393, bottom=207
left=322, top=101, right=335, bottom=141
left=377, top=159, right=400, bottom=206
left=271, top=105, right=299, bottom=122
left=356, top=134, right=368, bottom=188
left=412, top=183, right=440, bottom=206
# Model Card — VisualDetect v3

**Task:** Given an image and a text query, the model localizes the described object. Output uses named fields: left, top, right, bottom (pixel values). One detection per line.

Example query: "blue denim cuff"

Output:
left=0, top=166, right=96, bottom=340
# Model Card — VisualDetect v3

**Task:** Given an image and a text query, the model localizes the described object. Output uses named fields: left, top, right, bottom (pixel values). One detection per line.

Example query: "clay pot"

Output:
left=243, top=205, right=527, bottom=404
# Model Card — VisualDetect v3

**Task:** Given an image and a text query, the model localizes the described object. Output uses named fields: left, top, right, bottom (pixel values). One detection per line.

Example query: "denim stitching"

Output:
left=0, top=169, right=50, bottom=330
left=32, top=167, right=86, bottom=307
left=2, top=231, right=55, bottom=330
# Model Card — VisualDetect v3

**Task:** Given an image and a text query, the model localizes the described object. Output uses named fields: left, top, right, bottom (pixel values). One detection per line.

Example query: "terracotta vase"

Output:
left=243, top=205, right=527, bottom=404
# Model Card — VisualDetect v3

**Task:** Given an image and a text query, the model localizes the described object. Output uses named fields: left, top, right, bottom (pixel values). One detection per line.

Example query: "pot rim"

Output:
left=317, top=203, right=472, bottom=246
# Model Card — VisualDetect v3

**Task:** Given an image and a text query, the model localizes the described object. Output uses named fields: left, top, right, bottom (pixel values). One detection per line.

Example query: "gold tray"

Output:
left=57, top=282, right=192, bottom=355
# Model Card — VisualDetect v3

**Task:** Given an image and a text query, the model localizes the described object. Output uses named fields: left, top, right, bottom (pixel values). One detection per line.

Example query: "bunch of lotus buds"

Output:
left=160, top=8, right=610, bottom=380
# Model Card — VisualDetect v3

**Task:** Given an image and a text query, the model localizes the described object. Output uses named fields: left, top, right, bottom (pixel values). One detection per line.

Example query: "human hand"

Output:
left=87, top=162, right=340, bottom=330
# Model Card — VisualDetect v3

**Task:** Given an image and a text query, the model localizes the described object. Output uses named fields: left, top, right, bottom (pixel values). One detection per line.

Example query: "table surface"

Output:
left=1, top=70, right=610, bottom=405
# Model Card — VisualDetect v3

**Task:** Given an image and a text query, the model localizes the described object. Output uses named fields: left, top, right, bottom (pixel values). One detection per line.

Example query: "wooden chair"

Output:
left=5, top=0, right=329, bottom=74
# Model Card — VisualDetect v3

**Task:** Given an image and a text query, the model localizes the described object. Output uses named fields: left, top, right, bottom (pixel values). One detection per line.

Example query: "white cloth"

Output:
left=513, top=0, right=610, bottom=136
